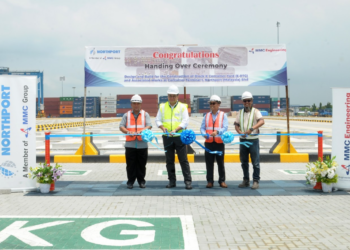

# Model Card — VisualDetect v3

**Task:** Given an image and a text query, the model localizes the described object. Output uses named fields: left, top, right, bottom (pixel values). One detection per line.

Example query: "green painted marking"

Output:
left=161, top=170, right=207, bottom=176
left=64, top=170, right=88, bottom=176
left=0, top=217, right=186, bottom=249
left=282, top=170, right=306, bottom=175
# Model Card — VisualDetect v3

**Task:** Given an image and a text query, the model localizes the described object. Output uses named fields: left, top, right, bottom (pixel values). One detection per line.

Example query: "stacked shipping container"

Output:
left=73, top=97, right=83, bottom=117
left=85, top=97, right=100, bottom=118
left=117, top=94, right=158, bottom=117
left=43, top=97, right=60, bottom=117
left=101, top=96, right=117, bottom=117
left=59, top=97, right=74, bottom=117
left=231, top=95, right=271, bottom=113
left=271, top=97, right=290, bottom=111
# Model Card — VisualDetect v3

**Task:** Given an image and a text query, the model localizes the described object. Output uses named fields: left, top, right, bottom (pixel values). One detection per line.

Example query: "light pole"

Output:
left=60, top=76, right=65, bottom=97
left=277, top=22, right=280, bottom=101
left=72, top=87, right=76, bottom=97
left=88, top=90, right=90, bottom=96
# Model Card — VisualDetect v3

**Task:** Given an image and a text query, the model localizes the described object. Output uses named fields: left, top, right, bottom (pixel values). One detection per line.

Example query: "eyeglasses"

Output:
left=209, top=102, right=217, bottom=105
left=243, top=100, right=252, bottom=103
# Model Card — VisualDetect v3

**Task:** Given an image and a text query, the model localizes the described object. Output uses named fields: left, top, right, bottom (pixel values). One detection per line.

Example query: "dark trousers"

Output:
left=125, top=147, right=148, bottom=185
left=163, top=136, right=192, bottom=184
left=239, top=138, right=260, bottom=181
left=205, top=142, right=225, bottom=184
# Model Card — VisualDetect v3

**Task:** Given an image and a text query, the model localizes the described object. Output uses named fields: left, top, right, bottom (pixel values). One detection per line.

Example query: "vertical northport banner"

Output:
left=0, top=75, right=37, bottom=191
left=332, top=88, right=350, bottom=189
left=85, top=45, right=287, bottom=87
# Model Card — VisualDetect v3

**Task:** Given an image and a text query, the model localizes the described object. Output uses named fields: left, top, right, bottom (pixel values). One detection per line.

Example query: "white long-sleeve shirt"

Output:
left=155, top=101, right=189, bottom=129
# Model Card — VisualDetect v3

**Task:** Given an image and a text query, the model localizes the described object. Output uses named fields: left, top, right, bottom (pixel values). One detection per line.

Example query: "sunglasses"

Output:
left=209, top=102, right=217, bottom=105
left=243, top=100, right=252, bottom=103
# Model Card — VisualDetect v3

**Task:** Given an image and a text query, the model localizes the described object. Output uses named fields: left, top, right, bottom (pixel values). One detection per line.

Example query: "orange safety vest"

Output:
left=205, top=111, right=224, bottom=143
left=126, top=110, right=146, bottom=141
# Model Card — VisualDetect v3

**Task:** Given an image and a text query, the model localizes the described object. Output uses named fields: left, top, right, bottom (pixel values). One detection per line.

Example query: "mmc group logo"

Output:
left=90, top=48, right=96, bottom=55
left=20, top=127, right=32, bottom=138
left=249, top=48, right=254, bottom=54
left=341, top=165, right=350, bottom=175
left=0, top=161, right=17, bottom=178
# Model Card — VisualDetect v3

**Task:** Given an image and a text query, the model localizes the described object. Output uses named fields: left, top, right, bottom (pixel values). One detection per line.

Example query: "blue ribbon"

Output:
left=180, top=130, right=223, bottom=156
left=141, top=130, right=166, bottom=152
left=221, top=131, right=253, bottom=148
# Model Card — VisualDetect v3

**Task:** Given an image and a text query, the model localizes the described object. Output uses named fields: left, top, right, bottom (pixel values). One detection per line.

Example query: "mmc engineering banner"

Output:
left=333, top=88, right=350, bottom=189
left=0, top=75, right=37, bottom=191
left=85, top=45, right=287, bottom=87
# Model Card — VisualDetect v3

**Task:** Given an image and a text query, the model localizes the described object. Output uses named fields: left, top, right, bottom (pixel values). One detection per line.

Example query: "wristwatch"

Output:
left=249, top=127, right=254, bottom=132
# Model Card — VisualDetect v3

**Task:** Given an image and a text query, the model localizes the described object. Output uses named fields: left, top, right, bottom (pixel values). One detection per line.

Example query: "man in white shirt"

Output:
left=155, top=85, right=192, bottom=190
left=234, top=91, right=265, bottom=189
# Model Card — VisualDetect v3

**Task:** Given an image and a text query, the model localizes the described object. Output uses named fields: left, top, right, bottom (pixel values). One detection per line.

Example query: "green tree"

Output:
left=319, top=102, right=323, bottom=110
left=312, top=103, right=317, bottom=111
left=326, top=102, right=332, bottom=109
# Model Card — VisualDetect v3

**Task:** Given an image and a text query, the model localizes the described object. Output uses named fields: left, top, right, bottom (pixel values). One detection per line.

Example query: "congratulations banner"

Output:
left=85, top=45, right=287, bottom=87
left=0, top=75, right=37, bottom=191
left=333, top=88, right=350, bottom=189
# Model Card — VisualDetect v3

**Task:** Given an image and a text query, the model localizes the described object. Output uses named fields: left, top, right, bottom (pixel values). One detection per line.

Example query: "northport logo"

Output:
left=20, top=127, right=32, bottom=138
left=0, top=161, right=17, bottom=179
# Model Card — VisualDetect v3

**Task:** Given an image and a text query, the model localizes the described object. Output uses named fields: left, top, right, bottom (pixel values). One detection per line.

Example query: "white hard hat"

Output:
left=209, top=95, right=221, bottom=103
left=241, top=91, right=253, bottom=100
left=167, top=85, right=179, bottom=94
left=131, top=94, right=142, bottom=103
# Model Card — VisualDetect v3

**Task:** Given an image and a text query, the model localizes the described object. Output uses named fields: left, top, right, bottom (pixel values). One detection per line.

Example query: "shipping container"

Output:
left=73, top=110, right=83, bottom=115
left=253, top=104, right=271, bottom=108
left=101, top=101, right=117, bottom=105
left=116, top=113, right=124, bottom=117
left=101, top=96, right=117, bottom=101
left=117, top=99, right=131, bottom=104
left=101, top=113, right=117, bottom=117
left=116, top=104, right=131, bottom=109
left=60, top=97, right=74, bottom=101
left=73, top=106, right=83, bottom=111
left=254, top=95, right=270, bottom=100
left=254, top=99, right=270, bottom=104
left=231, top=96, right=241, bottom=101
left=60, top=114, right=74, bottom=117
left=59, top=105, right=73, bottom=109
left=102, top=105, right=117, bottom=109
left=73, top=101, right=83, bottom=106
left=59, top=101, right=73, bottom=105
left=74, top=97, right=84, bottom=102
left=59, top=110, right=73, bottom=114
left=101, top=110, right=117, bottom=114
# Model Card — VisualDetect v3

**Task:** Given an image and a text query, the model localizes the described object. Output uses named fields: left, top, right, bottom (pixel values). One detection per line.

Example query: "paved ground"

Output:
left=1, top=162, right=350, bottom=249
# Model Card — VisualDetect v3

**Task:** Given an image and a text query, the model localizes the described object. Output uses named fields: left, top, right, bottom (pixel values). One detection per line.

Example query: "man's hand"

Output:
left=159, top=126, right=167, bottom=134
left=210, top=131, right=218, bottom=137
left=169, top=130, right=177, bottom=136
left=245, top=129, right=252, bottom=136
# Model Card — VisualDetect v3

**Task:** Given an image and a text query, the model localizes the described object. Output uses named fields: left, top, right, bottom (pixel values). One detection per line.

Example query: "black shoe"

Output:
left=185, top=183, right=192, bottom=190
left=166, top=183, right=176, bottom=188
left=127, top=184, right=133, bottom=189
left=139, top=183, right=146, bottom=188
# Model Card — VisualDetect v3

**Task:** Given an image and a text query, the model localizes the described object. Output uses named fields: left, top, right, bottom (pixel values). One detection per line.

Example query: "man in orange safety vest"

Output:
left=119, top=94, right=152, bottom=189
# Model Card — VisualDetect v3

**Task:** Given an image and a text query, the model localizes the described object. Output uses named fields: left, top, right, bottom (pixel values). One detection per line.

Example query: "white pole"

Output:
left=82, top=87, right=87, bottom=155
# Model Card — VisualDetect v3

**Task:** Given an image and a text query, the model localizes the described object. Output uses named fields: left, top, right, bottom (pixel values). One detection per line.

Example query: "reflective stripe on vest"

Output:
left=240, top=108, right=258, bottom=139
left=205, top=111, right=224, bottom=143
left=126, top=110, right=145, bottom=141
left=160, top=101, right=187, bottom=136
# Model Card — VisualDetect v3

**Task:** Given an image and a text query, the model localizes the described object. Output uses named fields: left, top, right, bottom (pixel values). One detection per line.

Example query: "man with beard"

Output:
left=234, top=91, right=265, bottom=189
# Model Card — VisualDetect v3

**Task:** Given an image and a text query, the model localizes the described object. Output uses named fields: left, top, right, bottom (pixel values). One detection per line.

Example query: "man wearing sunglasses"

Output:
left=155, top=85, right=192, bottom=190
left=200, top=95, right=228, bottom=188
left=234, top=91, right=265, bottom=189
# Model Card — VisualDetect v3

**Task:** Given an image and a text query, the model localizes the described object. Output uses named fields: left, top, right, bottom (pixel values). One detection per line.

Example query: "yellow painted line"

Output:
left=224, top=154, right=251, bottom=163
left=110, top=155, right=126, bottom=163
left=54, top=155, right=82, bottom=163
left=280, top=153, right=309, bottom=163
left=174, top=154, right=194, bottom=163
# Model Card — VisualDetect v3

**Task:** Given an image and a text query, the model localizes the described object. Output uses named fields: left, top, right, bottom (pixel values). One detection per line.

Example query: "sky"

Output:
left=0, top=0, right=349, bottom=106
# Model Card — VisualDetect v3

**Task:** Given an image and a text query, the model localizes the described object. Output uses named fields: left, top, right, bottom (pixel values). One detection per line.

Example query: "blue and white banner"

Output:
left=85, top=45, right=288, bottom=87
left=0, top=75, right=37, bottom=191
left=333, top=88, right=350, bottom=189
